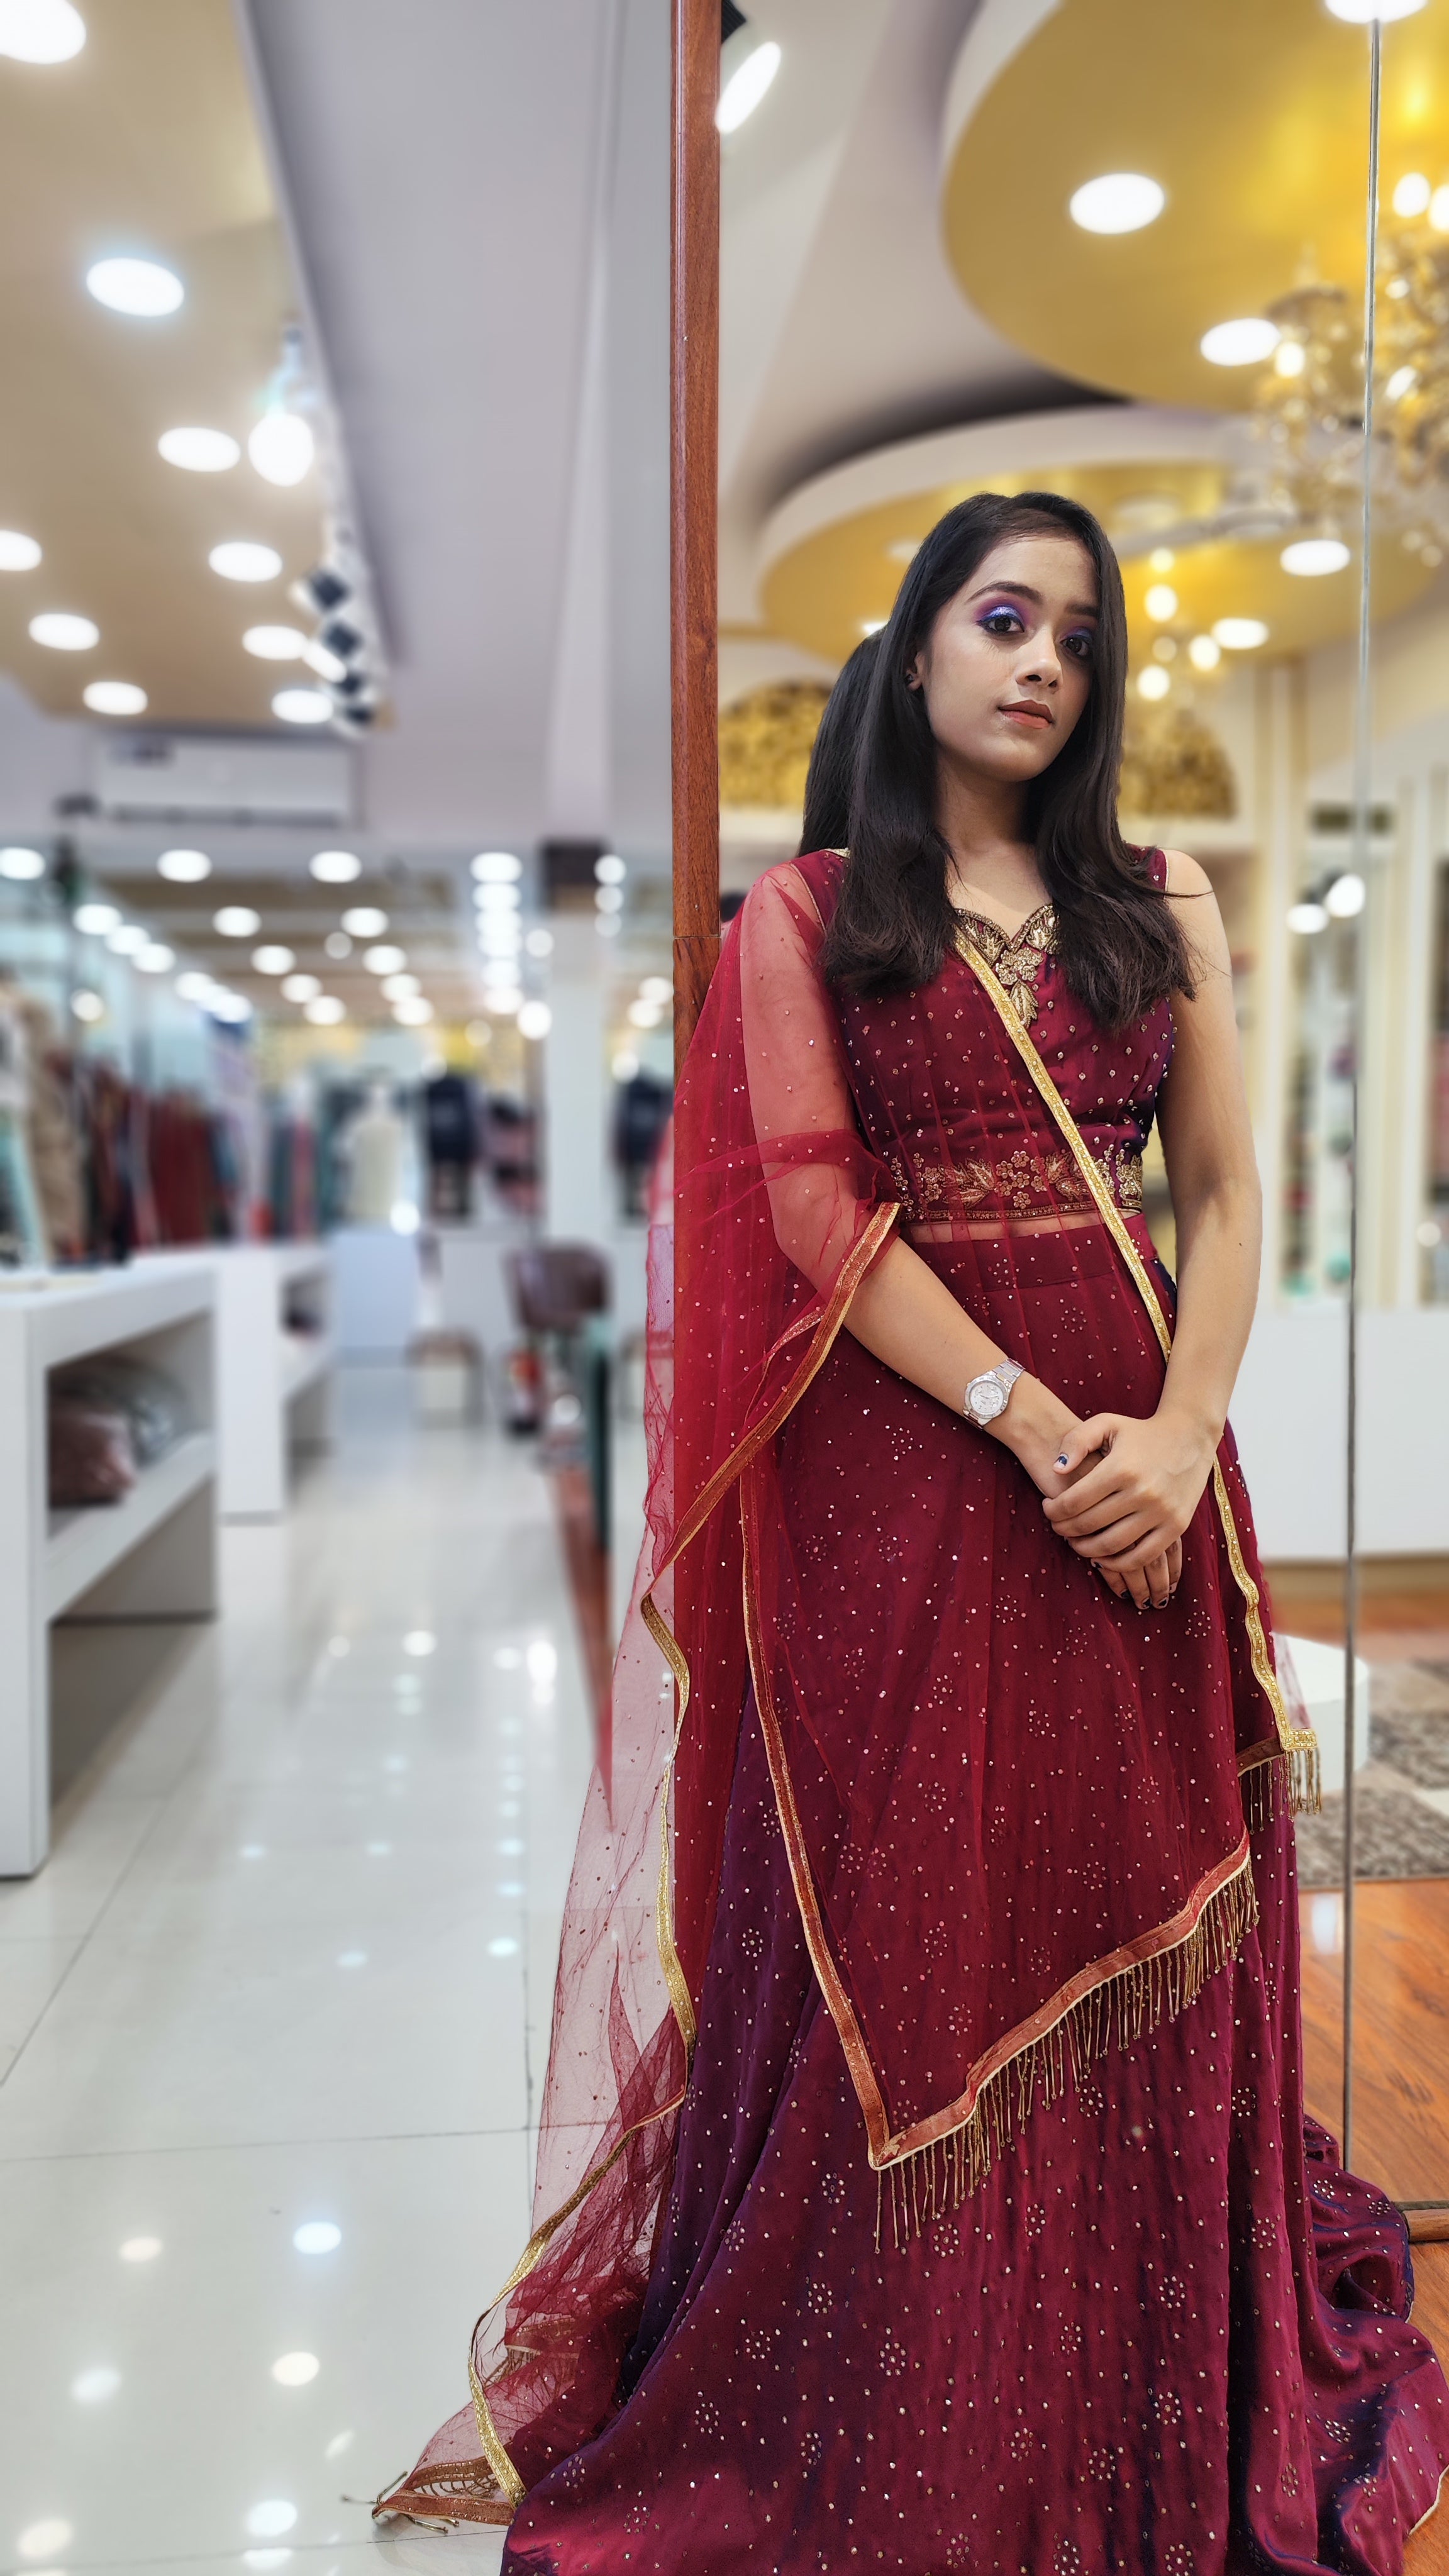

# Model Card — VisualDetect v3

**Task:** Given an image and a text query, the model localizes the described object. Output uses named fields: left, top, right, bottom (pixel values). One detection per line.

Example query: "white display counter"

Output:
left=136, top=1245, right=333, bottom=1519
left=1231, top=1305, right=1449, bottom=1562
left=0, top=1267, right=218, bottom=1877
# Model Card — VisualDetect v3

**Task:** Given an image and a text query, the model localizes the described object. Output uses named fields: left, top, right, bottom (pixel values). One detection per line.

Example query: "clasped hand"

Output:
left=1040, top=1411, right=1217, bottom=1610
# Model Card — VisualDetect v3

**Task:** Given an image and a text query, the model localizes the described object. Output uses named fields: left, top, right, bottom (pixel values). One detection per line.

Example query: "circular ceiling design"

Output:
left=940, top=0, right=1449, bottom=413
left=759, top=412, right=1434, bottom=670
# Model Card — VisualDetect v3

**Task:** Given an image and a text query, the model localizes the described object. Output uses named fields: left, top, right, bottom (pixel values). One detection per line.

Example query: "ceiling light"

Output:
left=628, top=998, right=662, bottom=1029
left=310, top=850, right=361, bottom=884
left=1068, top=172, right=1165, bottom=235
left=1274, top=340, right=1306, bottom=379
left=301, top=636, right=346, bottom=683
left=86, top=256, right=182, bottom=317
left=324, top=930, right=352, bottom=958
left=69, top=985, right=104, bottom=1021
left=1147, top=547, right=1175, bottom=574
left=1281, top=538, right=1350, bottom=577
left=0, top=845, right=45, bottom=878
left=1287, top=900, right=1329, bottom=933
left=73, top=900, right=119, bottom=933
left=1324, top=0, right=1424, bottom=18
left=157, top=847, right=211, bottom=882
left=595, top=852, right=626, bottom=885
left=392, top=996, right=434, bottom=1026
left=252, top=945, right=295, bottom=975
left=281, top=972, right=321, bottom=1002
left=210, top=541, right=282, bottom=584
left=271, top=2350, right=320, bottom=2387
left=525, top=926, right=553, bottom=958
left=135, top=941, right=174, bottom=973
left=716, top=36, right=780, bottom=132
left=210, top=989, right=253, bottom=1022
left=1136, top=665, right=1171, bottom=701
left=517, top=1000, right=552, bottom=1040
left=1143, top=583, right=1178, bottom=621
left=0, top=1, right=86, bottom=62
left=1385, top=364, right=1418, bottom=402
left=30, top=610, right=97, bottom=648
left=293, top=2219, right=342, bottom=2253
left=84, top=679, right=146, bottom=715
left=1431, top=186, right=1449, bottom=233
left=341, top=906, right=387, bottom=938
left=107, top=923, right=148, bottom=953
left=158, top=426, right=238, bottom=473
left=214, top=905, right=261, bottom=937
left=243, top=623, right=306, bottom=660
left=640, top=977, right=672, bottom=1004
left=1212, top=617, right=1269, bottom=650
left=304, top=994, right=345, bottom=1025
left=72, top=2365, right=121, bottom=2402
left=1325, top=871, right=1367, bottom=917
left=472, top=850, right=521, bottom=882
left=1188, top=635, right=1221, bottom=672
left=249, top=411, right=314, bottom=487
left=0, top=528, right=41, bottom=569
left=475, top=882, right=519, bottom=912
left=174, top=971, right=214, bottom=1002
left=272, top=687, right=331, bottom=725
left=1393, top=172, right=1431, bottom=218
left=1200, top=318, right=1279, bottom=367
left=595, top=884, right=623, bottom=913
left=363, top=943, right=406, bottom=974
left=1152, top=635, right=1177, bottom=663
left=612, top=1048, right=640, bottom=1081
left=486, top=985, right=522, bottom=1016
left=381, top=972, right=419, bottom=999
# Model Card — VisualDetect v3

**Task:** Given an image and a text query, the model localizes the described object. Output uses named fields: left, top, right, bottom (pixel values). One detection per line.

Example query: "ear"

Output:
left=904, top=657, right=924, bottom=693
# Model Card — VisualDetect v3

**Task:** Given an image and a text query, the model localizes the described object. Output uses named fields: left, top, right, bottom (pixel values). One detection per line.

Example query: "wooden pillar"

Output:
left=670, top=0, right=720, bottom=1069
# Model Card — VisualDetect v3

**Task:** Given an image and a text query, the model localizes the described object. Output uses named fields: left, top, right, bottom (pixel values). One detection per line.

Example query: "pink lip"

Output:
left=1000, top=701, right=1053, bottom=728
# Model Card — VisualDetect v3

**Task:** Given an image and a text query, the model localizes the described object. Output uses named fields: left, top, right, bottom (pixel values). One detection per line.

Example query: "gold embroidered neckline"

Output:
left=950, top=902, right=1057, bottom=1024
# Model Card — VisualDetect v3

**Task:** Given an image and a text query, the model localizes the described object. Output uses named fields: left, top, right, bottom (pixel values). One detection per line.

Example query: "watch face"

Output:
left=971, top=1380, right=1008, bottom=1423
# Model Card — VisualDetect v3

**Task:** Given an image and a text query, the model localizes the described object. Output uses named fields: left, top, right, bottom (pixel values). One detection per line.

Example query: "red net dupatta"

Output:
left=375, top=863, right=1316, bottom=2526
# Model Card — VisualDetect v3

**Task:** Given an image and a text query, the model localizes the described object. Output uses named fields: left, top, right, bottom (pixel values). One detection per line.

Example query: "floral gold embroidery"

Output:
left=950, top=903, right=1057, bottom=1024
left=887, top=1139, right=1143, bottom=1221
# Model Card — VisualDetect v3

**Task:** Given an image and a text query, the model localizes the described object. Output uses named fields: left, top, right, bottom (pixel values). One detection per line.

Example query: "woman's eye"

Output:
left=1063, top=631, right=1095, bottom=661
left=980, top=607, right=1022, bottom=637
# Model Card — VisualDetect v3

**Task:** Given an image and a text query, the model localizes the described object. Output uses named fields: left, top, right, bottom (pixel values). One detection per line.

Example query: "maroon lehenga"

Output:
left=380, top=850, right=1449, bottom=2572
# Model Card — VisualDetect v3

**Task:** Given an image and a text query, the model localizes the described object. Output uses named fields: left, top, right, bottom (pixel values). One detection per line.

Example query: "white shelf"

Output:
left=281, top=1335, right=333, bottom=1403
left=46, top=1431, right=216, bottom=1622
left=0, top=1265, right=218, bottom=1878
left=135, top=1245, right=334, bottom=1518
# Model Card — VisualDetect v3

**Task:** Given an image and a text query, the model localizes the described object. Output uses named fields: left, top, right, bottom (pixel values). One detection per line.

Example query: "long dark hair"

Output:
left=799, top=633, right=879, bottom=855
left=819, top=490, right=1194, bottom=1031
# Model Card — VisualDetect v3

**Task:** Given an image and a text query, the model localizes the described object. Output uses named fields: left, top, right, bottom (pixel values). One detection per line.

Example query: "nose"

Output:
left=1017, top=626, right=1061, bottom=689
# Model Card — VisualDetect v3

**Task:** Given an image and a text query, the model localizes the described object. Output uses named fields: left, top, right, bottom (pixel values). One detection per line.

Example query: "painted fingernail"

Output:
left=1055, top=1453, right=1069, bottom=1468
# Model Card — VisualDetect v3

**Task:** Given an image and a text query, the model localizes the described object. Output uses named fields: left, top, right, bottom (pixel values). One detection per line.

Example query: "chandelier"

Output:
left=1252, top=211, right=1449, bottom=569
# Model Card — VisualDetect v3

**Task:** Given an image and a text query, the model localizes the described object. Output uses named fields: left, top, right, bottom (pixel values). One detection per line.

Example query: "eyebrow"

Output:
left=967, top=580, right=1099, bottom=618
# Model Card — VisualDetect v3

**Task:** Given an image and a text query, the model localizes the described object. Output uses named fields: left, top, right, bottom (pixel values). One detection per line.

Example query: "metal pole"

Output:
left=1341, top=13, right=1381, bottom=2173
left=670, top=0, right=721, bottom=1067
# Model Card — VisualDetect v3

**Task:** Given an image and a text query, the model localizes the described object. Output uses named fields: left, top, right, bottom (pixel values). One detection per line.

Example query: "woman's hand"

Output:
left=1041, top=1409, right=1217, bottom=1609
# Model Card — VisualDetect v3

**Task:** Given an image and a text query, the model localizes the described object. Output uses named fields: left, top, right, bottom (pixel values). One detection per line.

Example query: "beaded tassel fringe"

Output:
left=1241, top=1742, right=1322, bottom=1834
left=875, top=1855, right=1258, bottom=2251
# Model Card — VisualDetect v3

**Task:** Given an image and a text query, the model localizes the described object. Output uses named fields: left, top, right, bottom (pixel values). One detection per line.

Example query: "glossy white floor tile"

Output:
left=0, top=1370, right=593, bottom=2573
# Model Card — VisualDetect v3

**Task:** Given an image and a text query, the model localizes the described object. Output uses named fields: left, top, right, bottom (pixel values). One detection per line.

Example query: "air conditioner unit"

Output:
left=94, top=734, right=353, bottom=824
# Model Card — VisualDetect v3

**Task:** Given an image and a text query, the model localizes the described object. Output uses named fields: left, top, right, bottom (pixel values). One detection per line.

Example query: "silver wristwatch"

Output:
left=964, top=1358, right=1024, bottom=1428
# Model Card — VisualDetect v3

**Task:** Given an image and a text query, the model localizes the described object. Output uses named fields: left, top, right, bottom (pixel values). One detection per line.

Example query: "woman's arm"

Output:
left=1043, top=852, right=1262, bottom=1592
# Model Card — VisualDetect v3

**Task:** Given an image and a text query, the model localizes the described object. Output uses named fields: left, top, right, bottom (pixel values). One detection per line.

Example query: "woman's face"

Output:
left=907, top=531, right=1099, bottom=790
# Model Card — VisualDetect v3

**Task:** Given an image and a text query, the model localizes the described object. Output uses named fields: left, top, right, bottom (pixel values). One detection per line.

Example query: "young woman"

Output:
left=383, top=494, right=1449, bottom=2572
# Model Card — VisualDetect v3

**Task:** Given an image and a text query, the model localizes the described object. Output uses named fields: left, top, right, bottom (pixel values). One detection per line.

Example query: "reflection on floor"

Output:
left=0, top=1368, right=579, bottom=2573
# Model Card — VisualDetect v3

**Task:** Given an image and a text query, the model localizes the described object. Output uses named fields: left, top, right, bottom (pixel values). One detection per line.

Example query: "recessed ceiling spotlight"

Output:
left=272, top=687, right=331, bottom=725
left=107, top=923, right=148, bottom=954
left=304, top=994, right=346, bottom=1025
left=301, top=636, right=347, bottom=684
left=363, top=943, right=406, bottom=975
left=341, top=906, right=387, bottom=938
left=158, top=426, right=239, bottom=474
left=1136, top=665, right=1171, bottom=701
left=84, top=679, right=147, bottom=715
left=157, top=847, right=211, bottom=882
left=525, top=927, right=553, bottom=958
left=392, top=996, right=434, bottom=1026
left=70, top=985, right=104, bottom=1021
left=594, top=853, right=626, bottom=885
left=485, top=985, right=523, bottom=1017
left=1281, top=538, right=1350, bottom=577
left=210, top=541, right=282, bottom=584
left=471, top=850, right=521, bottom=883
left=252, top=945, right=296, bottom=975
left=1392, top=172, right=1432, bottom=218
left=86, top=256, right=183, bottom=318
left=1143, top=584, right=1178, bottom=622
left=324, top=930, right=352, bottom=959
left=518, top=1000, right=552, bottom=1041
left=135, top=941, right=175, bottom=974
left=309, top=850, right=362, bottom=884
left=243, top=624, right=306, bottom=660
left=73, top=901, right=120, bottom=935
left=1324, top=0, right=1424, bottom=18
left=381, top=973, right=419, bottom=1000
left=716, top=36, right=780, bottom=132
left=1068, top=172, right=1165, bottom=235
left=30, top=611, right=97, bottom=649
left=1188, top=634, right=1222, bottom=672
left=174, top=970, right=214, bottom=1002
left=0, top=1, right=87, bottom=63
left=1212, top=617, right=1270, bottom=650
left=0, top=845, right=45, bottom=878
left=0, top=529, right=41, bottom=569
left=640, top=977, right=672, bottom=1004
left=214, top=905, right=261, bottom=938
left=249, top=411, right=314, bottom=487
left=1199, top=318, right=1279, bottom=367
left=596, top=885, right=623, bottom=913
left=280, top=972, right=321, bottom=1002
left=1148, top=546, right=1175, bottom=574
left=475, top=882, right=519, bottom=911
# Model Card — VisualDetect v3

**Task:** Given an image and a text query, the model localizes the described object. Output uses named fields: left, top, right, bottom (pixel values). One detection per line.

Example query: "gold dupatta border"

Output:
left=741, top=1487, right=1258, bottom=2189
left=952, top=929, right=1319, bottom=1816
left=431, top=1196, right=899, bottom=2517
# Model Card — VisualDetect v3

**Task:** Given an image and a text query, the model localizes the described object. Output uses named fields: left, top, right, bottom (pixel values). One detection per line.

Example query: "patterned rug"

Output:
left=1293, top=1660, right=1449, bottom=1886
